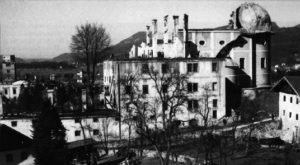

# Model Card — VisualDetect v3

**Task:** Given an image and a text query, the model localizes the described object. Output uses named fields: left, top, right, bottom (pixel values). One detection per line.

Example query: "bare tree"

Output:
left=193, top=83, right=218, bottom=164
left=119, top=69, right=145, bottom=149
left=135, top=65, right=188, bottom=165
left=70, top=23, right=111, bottom=109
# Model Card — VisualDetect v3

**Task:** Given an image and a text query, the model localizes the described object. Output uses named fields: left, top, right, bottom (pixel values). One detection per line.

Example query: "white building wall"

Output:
left=103, top=61, right=114, bottom=87
left=0, top=117, right=119, bottom=142
left=279, top=92, right=300, bottom=132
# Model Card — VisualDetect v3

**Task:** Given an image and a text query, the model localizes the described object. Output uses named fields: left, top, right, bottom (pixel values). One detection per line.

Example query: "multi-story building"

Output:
left=2, top=55, right=17, bottom=84
left=271, top=76, right=300, bottom=131
left=104, top=3, right=273, bottom=126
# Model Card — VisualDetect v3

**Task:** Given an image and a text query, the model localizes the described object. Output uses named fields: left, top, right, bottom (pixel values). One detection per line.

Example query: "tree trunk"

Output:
left=79, top=120, right=91, bottom=165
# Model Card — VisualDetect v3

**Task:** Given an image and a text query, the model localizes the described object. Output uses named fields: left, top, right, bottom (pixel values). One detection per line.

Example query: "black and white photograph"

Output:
left=0, top=0, right=300, bottom=164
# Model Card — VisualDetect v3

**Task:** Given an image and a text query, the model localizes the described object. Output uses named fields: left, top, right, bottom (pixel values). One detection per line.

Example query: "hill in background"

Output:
left=49, top=22, right=300, bottom=66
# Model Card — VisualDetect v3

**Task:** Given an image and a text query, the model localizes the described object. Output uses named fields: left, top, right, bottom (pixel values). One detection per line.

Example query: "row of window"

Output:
left=75, top=118, right=99, bottom=123
left=4, top=88, right=17, bottom=95
left=283, top=95, right=299, bottom=104
left=187, top=99, right=218, bottom=109
left=199, top=39, right=266, bottom=47
left=6, top=151, right=28, bottom=163
left=75, top=129, right=99, bottom=136
left=140, top=62, right=218, bottom=74
left=239, top=58, right=266, bottom=69
left=104, top=76, right=112, bottom=83
left=187, top=62, right=218, bottom=73
left=198, top=40, right=225, bottom=46
left=10, top=118, right=100, bottom=127
left=283, top=110, right=299, bottom=120
left=124, top=82, right=218, bottom=94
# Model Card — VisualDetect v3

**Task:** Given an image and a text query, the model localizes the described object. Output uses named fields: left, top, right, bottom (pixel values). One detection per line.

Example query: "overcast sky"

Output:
left=0, top=0, right=299, bottom=59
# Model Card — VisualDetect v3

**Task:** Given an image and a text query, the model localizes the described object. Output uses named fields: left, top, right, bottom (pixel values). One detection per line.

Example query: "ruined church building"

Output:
left=104, top=3, right=273, bottom=123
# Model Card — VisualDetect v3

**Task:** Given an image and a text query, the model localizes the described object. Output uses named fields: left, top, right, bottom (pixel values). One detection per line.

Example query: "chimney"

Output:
left=163, top=15, right=169, bottom=44
left=183, top=14, right=189, bottom=58
left=173, top=15, right=179, bottom=40
left=152, top=19, right=158, bottom=57
left=146, top=26, right=151, bottom=46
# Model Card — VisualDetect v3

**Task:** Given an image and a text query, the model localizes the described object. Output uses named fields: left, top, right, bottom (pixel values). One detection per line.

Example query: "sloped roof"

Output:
left=270, top=76, right=300, bottom=96
left=67, top=138, right=97, bottom=149
left=0, top=124, right=32, bottom=152
left=284, top=76, right=300, bottom=96
left=12, top=80, right=28, bottom=86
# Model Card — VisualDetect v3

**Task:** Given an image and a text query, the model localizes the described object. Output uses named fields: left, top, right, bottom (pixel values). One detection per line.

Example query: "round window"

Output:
left=199, top=40, right=206, bottom=45
left=219, top=40, right=225, bottom=45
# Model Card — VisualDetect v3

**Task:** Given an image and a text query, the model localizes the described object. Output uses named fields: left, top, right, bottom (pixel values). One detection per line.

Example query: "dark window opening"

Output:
left=188, top=83, right=198, bottom=93
left=212, top=63, right=217, bottom=72
left=187, top=63, right=198, bottom=73
left=93, top=129, right=99, bottom=135
left=4, top=89, right=8, bottom=95
left=297, top=114, right=299, bottom=120
left=213, top=99, right=218, bottom=107
left=11, top=121, right=17, bottom=127
left=213, top=110, right=217, bottom=118
left=212, top=82, right=217, bottom=91
left=188, top=100, right=198, bottom=110
left=199, top=40, right=205, bottom=45
left=75, top=130, right=81, bottom=136
left=291, top=97, right=293, bottom=103
left=162, top=85, right=168, bottom=93
left=163, top=102, right=168, bottom=110
left=240, top=58, right=245, bottom=69
left=143, top=85, right=149, bottom=94
left=283, top=110, right=285, bottom=116
left=187, top=63, right=192, bottom=72
left=93, top=118, right=98, bottom=122
left=284, top=96, right=286, bottom=101
left=125, top=86, right=132, bottom=94
left=162, top=64, right=168, bottom=73
left=261, top=58, right=266, bottom=68
left=290, top=112, right=292, bottom=118
left=142, top=64, right=149, bottom=74
left=13, top=88, right=16, bottom=94
left=219, top=40, right=225, bottom=45
left=297, top=98, right=299, bottom=104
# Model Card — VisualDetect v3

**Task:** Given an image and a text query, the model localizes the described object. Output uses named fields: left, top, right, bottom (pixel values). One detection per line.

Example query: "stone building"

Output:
left=104, top=3, right=273, bottom=129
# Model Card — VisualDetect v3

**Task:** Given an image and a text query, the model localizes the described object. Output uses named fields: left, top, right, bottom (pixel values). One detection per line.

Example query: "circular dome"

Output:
left=238, top=3, right=272, bottom=33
